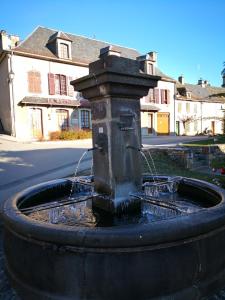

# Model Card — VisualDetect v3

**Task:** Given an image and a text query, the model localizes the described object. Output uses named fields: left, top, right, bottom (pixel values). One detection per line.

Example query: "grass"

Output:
left=182, top=135, right=225, bottom=146
left=142, top=150, right=225, bottom=188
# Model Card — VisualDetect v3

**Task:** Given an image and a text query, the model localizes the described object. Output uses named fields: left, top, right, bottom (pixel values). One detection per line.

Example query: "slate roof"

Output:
left=12, top=26, right=173, bottom=82
left=19, top=97, right=80, bottom=107
left=14, top=26, right=140, bottom=65
left=176, top=82, right=225, bottom=103
left=155, top=67, right=175, bottom=82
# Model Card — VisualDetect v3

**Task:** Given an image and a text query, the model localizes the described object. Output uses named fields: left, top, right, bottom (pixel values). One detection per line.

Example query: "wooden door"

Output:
left=157, top=113, right=170, bottom=135
left=30, top=108, right=43, bottom=139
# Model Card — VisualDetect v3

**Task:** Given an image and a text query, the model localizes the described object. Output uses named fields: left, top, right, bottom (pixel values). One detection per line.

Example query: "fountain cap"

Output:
left=99, top=45, right=121, bottom=58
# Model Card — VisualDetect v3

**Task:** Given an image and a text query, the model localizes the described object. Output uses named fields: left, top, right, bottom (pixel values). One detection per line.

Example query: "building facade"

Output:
left=139, top=53, right=176, bottom=136
left=0, top=26, right=176, bottom=140
left=175, top=76, right=225, bottom=136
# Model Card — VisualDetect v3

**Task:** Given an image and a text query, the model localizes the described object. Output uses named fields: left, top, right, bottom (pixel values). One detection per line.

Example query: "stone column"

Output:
left=71, top=46, right=160, bottom=212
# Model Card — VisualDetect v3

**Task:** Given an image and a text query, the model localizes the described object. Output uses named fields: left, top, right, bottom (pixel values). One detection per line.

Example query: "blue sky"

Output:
left=1, top=0, right=225, bottom=86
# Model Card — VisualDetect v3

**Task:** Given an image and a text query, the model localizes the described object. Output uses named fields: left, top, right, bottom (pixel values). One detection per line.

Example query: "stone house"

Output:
left=0, top=26, right=176, bottom=140
left=175, top=76, right=225, bottom=135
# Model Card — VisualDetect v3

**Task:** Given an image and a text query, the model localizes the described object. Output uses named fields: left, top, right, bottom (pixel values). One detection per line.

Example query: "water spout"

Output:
left=126, top=145, right=141, bottom=151
left=88, top=145, right=103, bottom=152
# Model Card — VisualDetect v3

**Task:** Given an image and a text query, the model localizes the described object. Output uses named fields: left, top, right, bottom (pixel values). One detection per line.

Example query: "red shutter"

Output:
left=161, top=89, right=165, bottom=104
left=154, top=89, right=159, bottom=103
left=167, top=89, right=170, bottom=104
left=48, top=73, right=55, bottom=95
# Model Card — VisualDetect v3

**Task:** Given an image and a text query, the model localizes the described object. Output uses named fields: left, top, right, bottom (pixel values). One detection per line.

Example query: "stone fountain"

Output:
left=2, top=46, right=225, bottom=300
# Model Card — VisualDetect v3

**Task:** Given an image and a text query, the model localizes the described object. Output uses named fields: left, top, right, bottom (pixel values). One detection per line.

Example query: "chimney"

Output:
left=178, top=75, right=184, bottom=85
left=222, top=67, right=225, bottom=87
left=198, top=78, right=205, bottom=87
left=222, top=75, right=225, bottom=88
left=99, top=45, right=121, bottom=58
left=148, top=51, right=157, bottom=63
left=137, top=51, right=157, bottom=75
left=0, top=30, right=19, bottom=53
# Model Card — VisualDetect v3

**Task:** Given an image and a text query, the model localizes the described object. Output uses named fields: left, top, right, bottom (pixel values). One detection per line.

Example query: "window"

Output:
left=194, top=120, right=198, bottom=132
left=178, top=103, right=182, bottom=113
left=56, top=109, right=69, bottom=130
left=60, top=43, right=69, bottom=59
left=147, top=63, right=154, bottom=75
left=161, top=89, right=170, bottom=104
left=186, top=102, right=190, bottom=113
left=194, top=104, right=198, bottom=114
left=48, top=73, right=67, bottom=95
left=155, top=89, right=160, bottom=103
left=187, top=92, right=192, bottom=99
left=147, top=89, right=155, bottom=102
left=28, top=71, right=41, bottom=93
left=80, top=110, right=90, bottom=129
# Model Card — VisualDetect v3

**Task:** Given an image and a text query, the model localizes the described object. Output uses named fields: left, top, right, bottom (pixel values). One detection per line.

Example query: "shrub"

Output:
left=211, top=157, right=225, bottom=169
left=49, top=130, right=92, bottom=140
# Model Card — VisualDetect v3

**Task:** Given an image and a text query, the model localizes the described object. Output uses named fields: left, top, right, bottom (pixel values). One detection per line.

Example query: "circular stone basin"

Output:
left=2, top=176, right=225, bottom=300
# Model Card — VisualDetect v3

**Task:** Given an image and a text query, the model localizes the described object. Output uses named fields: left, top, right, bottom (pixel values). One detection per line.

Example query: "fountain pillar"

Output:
left=71, top=46, right=160, bottom=212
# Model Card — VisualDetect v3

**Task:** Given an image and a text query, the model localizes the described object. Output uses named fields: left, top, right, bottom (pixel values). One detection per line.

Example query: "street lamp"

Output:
left=8, top=70, right=15, bottom=83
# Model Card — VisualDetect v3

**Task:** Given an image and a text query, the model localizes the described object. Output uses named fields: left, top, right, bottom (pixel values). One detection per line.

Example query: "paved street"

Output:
left=0, top=134, right=209, bottom=205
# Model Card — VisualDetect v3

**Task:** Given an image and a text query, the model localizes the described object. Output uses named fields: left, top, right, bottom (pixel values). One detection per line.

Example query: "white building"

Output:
left=175, top=76, right=225, bottom=135
left=139, top=52, right=176, bottom=136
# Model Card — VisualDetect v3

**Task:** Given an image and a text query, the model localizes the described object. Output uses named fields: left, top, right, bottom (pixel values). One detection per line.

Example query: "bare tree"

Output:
left=178, top=115, right=194, bottom=134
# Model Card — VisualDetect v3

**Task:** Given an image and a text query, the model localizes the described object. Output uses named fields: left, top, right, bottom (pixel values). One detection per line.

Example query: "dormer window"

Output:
left=147, top=63, right=154, bottom=75
left=187, top=92, right=192, bottom=99
left=60, top=43, right=69, bottom=59
left=47, top=31, right=72, bottom=60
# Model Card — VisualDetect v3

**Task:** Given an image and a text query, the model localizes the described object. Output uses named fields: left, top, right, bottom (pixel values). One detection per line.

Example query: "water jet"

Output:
left=2, top=46, right=225, bottom=300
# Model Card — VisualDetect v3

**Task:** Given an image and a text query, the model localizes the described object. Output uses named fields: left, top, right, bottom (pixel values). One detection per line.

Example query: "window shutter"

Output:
left=155, top=89, right=159, bottom=103
left=167, top=89, right=170, bottom=104
left=68, top=76, right=74, bottom=97
left=28, top=71, right=33, bottom=93
left=161, top=89, right=165, bottom=104
left=48, top=73, right=55, bottom=95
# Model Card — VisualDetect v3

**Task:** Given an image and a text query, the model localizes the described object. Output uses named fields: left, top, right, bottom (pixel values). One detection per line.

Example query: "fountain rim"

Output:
left=2, top=176, right=225, bottom=249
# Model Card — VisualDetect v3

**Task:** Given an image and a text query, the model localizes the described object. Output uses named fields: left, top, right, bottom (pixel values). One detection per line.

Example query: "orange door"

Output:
left=157, top=113, right=170, bottom=135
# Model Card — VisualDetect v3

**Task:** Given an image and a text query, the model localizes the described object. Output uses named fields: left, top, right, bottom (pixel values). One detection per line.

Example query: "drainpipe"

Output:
left=8, top=50, right=16, bottom=137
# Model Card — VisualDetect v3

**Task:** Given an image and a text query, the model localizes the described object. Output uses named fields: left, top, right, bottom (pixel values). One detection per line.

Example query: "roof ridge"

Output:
left=37, top=25, right=139, bottom=52
left=14, top=25, right=42, bottom=49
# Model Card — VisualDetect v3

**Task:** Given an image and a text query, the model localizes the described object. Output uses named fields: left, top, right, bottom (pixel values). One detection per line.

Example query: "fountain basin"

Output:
left=2, top=176, right=225, bottom=300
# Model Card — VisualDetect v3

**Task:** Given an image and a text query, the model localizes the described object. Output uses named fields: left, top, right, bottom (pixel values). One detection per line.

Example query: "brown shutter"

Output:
left=154, top=88, right=159, bottom=103
left=68, top=76, right=74, bottom=97
left=48, top=73, right=55, bottom=95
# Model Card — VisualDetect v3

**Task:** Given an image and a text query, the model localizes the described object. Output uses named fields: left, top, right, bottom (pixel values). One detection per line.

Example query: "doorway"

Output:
left=157, top=113, right=170, bottom=135
left=30, top=108, right=43, bottom=139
